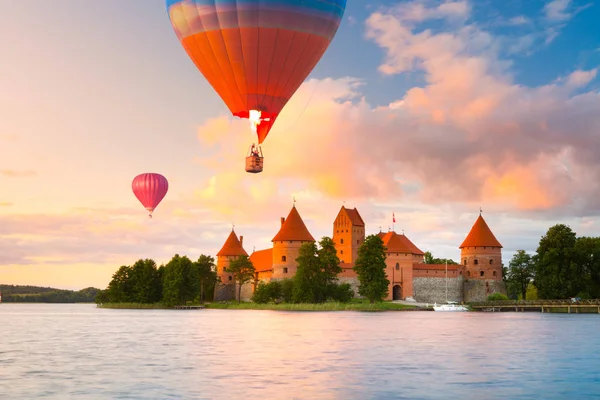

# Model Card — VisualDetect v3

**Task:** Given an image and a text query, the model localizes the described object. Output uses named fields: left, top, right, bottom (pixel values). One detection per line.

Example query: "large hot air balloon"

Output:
left=166, top=0, right=346, bottom=172
left=132, top=173, right=169, bottom=218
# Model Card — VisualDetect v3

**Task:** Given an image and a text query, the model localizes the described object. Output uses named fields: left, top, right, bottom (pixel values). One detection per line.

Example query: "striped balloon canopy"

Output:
left=166, top=0, right=346, bottom=144
left=132, top=173, right=169, bottom=218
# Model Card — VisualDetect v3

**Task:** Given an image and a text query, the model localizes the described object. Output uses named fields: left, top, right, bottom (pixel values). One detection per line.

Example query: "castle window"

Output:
left=493, top=271, right=497, bottom=276
left=468, top=271, right=471, bottom=277
left=223, top=267, right=227, bottom=272
left=474, top=259, right=479, bottom=265
left=489, top=259, right=494, bottom=265
left=480, top=271, right=484, bottom=277
left=464, top=259, right=467, bottom=265
left=357, top=240, right=360, bottom=244
left=395, top=263, right=400, bottom=270
left=282, top=256, right=287, bottom=262
left=341, top=238, right=344, bottom=244
left=228, top=276, right=232, bottom=281
left=460, top=271, right=462, bottom=275
left=341, top=250, right=344, bottom=254
left=283, top=268, right=288, bottom=273
left=289, top=241, right=292, bottom=244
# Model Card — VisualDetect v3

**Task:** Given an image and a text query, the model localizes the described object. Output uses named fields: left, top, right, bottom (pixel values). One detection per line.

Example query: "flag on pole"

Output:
left=393, top=213, right=396, bottom=223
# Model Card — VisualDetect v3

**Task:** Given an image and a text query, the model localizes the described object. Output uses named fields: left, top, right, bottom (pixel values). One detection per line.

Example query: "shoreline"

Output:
left=97, top=301, right=426, bottom=312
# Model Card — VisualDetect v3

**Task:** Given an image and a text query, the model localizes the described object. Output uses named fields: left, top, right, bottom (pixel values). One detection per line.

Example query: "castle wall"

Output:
left=385, top=253, right=415, bottom=300
left=272, top=240, right=311, bottom=280
left=336, top=276, right=361, bottom=298
left=463, top=279, right=507, bottom=302
left=461, top=246, right=503, bottom=281
left=214, top=283, right=236, bottom=302
left=413, top=276, right=464, bottom=304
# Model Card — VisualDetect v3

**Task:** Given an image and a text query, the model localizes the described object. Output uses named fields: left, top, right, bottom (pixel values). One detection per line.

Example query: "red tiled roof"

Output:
left=459, top=215, right=503, bottom=248
left=216, top=230, right=248, bottom=257
left=272, top=206, right=315, bottom=242
left=342, top=207, right=365, bottom=227
left=380, top=231, right=424, bottom=255
left=250, top=248, right=273, bottom=273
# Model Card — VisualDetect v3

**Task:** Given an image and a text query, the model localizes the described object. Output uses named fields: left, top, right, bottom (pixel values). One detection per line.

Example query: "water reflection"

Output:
left=0, top=304, right=599, bottom=399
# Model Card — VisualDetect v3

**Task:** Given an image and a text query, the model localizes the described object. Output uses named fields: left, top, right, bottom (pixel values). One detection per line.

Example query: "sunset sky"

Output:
left=1, top=0, right=599, bottom=290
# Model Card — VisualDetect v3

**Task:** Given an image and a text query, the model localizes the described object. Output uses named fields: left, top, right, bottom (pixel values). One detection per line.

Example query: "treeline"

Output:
left=96, top=255, right=218, bottom=306
left=504, top=224, right=600, bottom=300
left=0, top=285, right=99, bottom=303
left=252, top=235, right=390, bottom=304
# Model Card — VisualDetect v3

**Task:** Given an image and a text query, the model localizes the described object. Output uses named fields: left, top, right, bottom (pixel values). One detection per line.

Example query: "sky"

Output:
left=1, top=0, right=599, bottom=290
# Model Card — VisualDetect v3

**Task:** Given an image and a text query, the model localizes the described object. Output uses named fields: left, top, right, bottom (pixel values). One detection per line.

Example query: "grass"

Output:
left=96, top=302, right=173, bottom=309
left=97, top=299, right=422, bottom=311
left=204, top=299, right=419, bottom=311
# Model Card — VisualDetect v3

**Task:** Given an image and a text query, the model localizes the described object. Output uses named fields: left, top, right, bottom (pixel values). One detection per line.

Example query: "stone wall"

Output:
left=463, top=279, right=507, bottom=302
left=337, top=276, right=362, bottom=298
left=413, top=276, right=464, bottom=304
left=213, top=283, right=235, bottom=302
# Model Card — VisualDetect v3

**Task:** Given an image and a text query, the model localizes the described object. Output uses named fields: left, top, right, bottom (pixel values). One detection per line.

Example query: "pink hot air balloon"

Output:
left=132, top=173, right=169, bottom=218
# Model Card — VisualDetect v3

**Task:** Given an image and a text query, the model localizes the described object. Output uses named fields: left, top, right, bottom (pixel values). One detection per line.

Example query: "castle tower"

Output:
left=459, top=212, right=506, bottom=301
left=214, top=229, right=248, bottom=301
left=271, top=205, right=315, bottom=280
left=333, top=206, right=365, bottom=264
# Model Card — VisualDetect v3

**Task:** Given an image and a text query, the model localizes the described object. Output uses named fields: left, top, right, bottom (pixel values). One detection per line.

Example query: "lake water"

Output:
left=0, top=304, right=599, bottom=399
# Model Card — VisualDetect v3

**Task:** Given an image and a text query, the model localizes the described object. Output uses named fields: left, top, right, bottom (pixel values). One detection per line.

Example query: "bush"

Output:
left=280, top=279, right=295, bottom=303
left=251, top=281, right=281, bottom=304
left=330, top=283, right=354, bottom=303
left=487, top=292, right=509, bottom=301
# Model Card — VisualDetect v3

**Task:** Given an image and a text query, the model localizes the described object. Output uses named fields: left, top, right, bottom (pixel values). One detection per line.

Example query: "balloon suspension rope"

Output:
left=277, top=83, right=320, bottom=135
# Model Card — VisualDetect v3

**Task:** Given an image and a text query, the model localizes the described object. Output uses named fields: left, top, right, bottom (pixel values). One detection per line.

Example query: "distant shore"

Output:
left=97, top=301, right=424, bottom=311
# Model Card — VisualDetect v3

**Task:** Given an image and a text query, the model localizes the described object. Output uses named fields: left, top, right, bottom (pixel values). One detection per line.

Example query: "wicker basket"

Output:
left=245, top=156, right=264, bottom=173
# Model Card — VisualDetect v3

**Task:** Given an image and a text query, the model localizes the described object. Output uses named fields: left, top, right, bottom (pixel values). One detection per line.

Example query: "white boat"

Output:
left=433, top=301, right=468, bottom=312
left=433, top=261, right=468, bottom=312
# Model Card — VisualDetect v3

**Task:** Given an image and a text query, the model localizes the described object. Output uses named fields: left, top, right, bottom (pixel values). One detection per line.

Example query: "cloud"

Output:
left=0, top=169, right=37, bottom=178
left=0, top=202, right=12, bottom=207
left=543, top=0, right=573, bottom=22
left=193, top=0, right=600, bottom=222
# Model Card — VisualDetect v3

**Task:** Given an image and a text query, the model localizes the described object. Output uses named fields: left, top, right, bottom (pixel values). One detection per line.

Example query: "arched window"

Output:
left=463, top=259, right=467, bottom=265
left=493, top=271, right=497, bottom=276
left=341, top=250, right=344, bottom=254
left=480, top=271, right=484, bottom=277
left=489, top=259, right=494, bottom=265
left=341, top=238, right=344, bottom=244
left=395, top=263, right=400, bottom=270
left=474, top=259, right=479, bottom=265
left=282, top=255, right=287, bottom=262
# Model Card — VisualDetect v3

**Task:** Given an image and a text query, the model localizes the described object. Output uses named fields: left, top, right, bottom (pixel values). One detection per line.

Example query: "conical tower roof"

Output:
left=459, top=214, right=502, bottom=249
left=272, top=205, right=315, bottom=242
left=216, top=230, right=248, bottom=257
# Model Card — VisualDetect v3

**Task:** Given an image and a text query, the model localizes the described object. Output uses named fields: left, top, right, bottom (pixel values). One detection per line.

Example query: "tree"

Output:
left=130, top=259, right=161, bottom=303
left=293, top=237, right=343, bottom=303
left=105, top=265, right=134, bottom=303
left=228, top=255, right=255, bottom=303
left=293, top=242, right=324, bottom=303
left=534, top=224, right=578, bottom=299
left=195, top=254, right=217, bottom=303
left=424, top=251, right=458, bottom=265
left=573, top=236, right=600, bottom=298
left=506, top=250, right=534, bottom=300
left=162, top=254, right=198, bottom=306
left=353, top=234, right=390, bottom=303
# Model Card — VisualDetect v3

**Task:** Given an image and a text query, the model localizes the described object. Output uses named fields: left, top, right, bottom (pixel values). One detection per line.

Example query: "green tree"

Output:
left=105, top=265, right=134, bottom=303
left=162, top=254, right=198, bottom=306
left=195, top=254, right=217, bottom=303
left=534, top=224, right=578, bottom=299
left=293, top=242, right=324, bottom=303
left=227, top=255, right=255, bottom=304
left=353, top=234, right=390, bottom=303
left=506, top=250, right=534, bottom=300
left=574, top=236, right=600, bottom=298
left=424, top=251, right=458, bottom=265
left=130, top=259, right=161, bottom=303
left=317, top=237, right=342, bottom=285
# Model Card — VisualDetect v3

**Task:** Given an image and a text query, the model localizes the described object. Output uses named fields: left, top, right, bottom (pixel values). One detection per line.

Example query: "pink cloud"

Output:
left=193, top=1, right=600, bottom=219
left=1, top=169, right=36, bottom=178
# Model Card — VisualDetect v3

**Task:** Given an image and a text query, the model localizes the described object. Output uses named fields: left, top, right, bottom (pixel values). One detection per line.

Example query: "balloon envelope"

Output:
left=132, top=173, right=169, bottom=217
left=166, top=0, right=346, bottom=144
